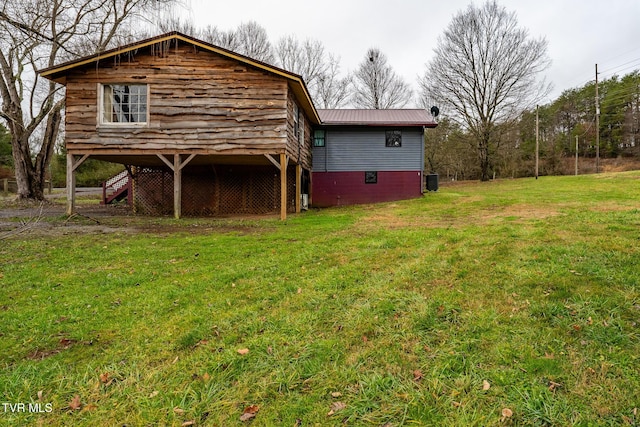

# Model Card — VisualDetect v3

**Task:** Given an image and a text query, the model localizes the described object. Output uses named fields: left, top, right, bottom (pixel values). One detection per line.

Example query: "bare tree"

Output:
left=275, top=35, right=351, bottom=108
left=156, top=16, right=199, bottom=37
left=275, top=36, right=328, bottom=87
left=315, top=56, right=352, bottom=109
left=200, top=25, right=240, bottom=52
left=421, top=0, right=551, bottom=181
left=0, top=0, right=176, bottom=200
left=195, top=21, right=274, bottom=63
left=234, top=21, right=274, bottom=63
left=352, top=48, right=412, bottom=109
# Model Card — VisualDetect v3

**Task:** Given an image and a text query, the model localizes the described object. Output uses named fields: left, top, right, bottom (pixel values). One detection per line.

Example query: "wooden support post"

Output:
left=295, top=164, right=301, bottom=213
left=66, top=154, right=75, bottom=215
left=66, top=153, right=89, bottom=216
left=157, top=153, right=196, bottom=219
left=2, top=178, right=7, bottom=194
left=280, top=153, right=288, bottom=221
left=173, top=154, right=182, bottom=219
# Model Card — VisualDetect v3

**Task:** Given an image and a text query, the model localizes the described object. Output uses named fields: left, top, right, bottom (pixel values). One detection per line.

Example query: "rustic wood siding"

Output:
left=64, top=40, right=289, bottom=154
left=285, top=87, right=313, bottom=169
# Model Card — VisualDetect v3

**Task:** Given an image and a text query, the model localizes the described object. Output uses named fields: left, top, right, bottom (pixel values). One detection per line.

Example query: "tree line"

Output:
left=426, top=71, right=640, bottom=181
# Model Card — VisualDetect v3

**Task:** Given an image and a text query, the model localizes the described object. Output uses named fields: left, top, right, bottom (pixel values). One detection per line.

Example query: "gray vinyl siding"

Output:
left=312, top=127, right=424, bottom=172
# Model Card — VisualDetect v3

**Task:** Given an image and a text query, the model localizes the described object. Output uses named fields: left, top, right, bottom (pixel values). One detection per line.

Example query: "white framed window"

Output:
left=99, top=84, right=148, bottom=125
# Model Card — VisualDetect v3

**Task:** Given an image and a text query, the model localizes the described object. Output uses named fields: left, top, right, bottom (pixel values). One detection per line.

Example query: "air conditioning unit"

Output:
left=301, top=194, right=309, bottom=210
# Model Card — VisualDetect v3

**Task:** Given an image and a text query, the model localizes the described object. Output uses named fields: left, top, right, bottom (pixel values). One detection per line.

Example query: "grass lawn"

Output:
left=1, top=172, right=640, bottom=426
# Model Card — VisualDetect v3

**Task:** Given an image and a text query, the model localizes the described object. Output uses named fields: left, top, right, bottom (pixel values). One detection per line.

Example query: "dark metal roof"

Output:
left=318, top=109, right=437, bottom=127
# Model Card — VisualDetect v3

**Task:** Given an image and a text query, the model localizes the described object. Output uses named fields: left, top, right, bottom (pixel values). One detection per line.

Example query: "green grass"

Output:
left=1, top=172, right=640, bottom=426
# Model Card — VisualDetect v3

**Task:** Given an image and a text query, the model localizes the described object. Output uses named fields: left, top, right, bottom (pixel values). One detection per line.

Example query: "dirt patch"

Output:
left=359, top=203, right=561, bottom=231
left=0, top=202, right=276, bottom=238
left=361, top=211, right=412, bottom=229
left=26, top=337, right=77, bottom=361
left=477, top=204, right=561, bottom=222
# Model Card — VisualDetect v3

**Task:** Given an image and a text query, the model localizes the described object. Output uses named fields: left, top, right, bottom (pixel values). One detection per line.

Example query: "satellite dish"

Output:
left=430, top=106, right=440, bottom=117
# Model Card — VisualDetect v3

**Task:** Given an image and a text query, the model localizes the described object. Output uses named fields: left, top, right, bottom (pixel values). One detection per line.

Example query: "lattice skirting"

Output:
left=132, top=165, right=297, bottom=216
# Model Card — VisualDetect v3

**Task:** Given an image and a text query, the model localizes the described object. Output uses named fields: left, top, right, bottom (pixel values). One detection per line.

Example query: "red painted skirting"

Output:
left=312, top=171, right=422, bottom=207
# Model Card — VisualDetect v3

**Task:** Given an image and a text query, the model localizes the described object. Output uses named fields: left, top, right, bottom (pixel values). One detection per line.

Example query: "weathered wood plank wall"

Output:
left=64, top=40, right=299, bottom=156
left=285, top=88, right=313, bottom=170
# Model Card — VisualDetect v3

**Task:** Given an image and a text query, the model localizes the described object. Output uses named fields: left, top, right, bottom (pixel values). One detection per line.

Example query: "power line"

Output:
left=599, top=57, right=640, bottom=76
left=555, top=50, right=640, bottom=99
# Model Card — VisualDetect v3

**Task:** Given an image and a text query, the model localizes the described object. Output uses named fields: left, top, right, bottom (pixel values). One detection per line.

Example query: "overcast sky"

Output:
left=171, top=0, right=640, bottom=105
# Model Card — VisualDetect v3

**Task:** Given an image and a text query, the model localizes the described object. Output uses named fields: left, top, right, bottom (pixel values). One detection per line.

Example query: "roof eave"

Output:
left=320, top=122, right=438, bottom=127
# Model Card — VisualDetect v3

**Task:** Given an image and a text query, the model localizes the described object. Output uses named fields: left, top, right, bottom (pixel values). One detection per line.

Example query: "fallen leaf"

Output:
left=181, top=421, right=196, bottom=427
left=327, top=401, right=346, bottom=416
left=482, top=380, right=491, bottom=391
left=413, top=370, right=423, bottom=381
left=587, top=316, right=593, bottom=325
left=548, top=380, right=562, bottom=392
left=69, top=395, right=82, bottom=411
left=237, top=348, right=250, bottom=355
left=173, top=407, right=185, bottom=414
left=59, top=338, right=74, bottom=347
left=297, top=288, right=302, bottom=294
left=267, top=346, right=273, bottom=355
left=502, top=408, right=513, bottom=418
left=572, top=324, right=581, bottom=331
left=202, top=372, right=210, bottom=381
left=149, top=391, right=159, bottom=398
left=99, top=372, right=110, bottom=383
left=362, top=335, right=368, bottom=343
left=37, top=390, right=44, bottom=401
left=240, top=405, right=259, bottom=422
left=331, top=391, right=342, bottom=398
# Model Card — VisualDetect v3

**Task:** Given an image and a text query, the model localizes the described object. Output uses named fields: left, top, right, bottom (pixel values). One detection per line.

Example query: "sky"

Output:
left=168, top=0, right=640, bottom=105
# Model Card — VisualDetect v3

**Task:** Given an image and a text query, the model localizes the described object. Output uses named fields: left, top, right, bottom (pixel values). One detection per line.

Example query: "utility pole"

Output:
left=575, top=135, right=579, bottom=176
left=595, top=64, right=600, bottom=173
left=535, top=105, right=539, bottom=179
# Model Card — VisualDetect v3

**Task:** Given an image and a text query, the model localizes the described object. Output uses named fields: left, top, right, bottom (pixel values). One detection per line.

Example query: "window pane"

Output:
left=102, top=84, right=147, bottom=124
left=365, top=171, right=377, bottom=184
left=313, top=130, right=325, bottom=147
left=385, top=130, right=402, bottom=147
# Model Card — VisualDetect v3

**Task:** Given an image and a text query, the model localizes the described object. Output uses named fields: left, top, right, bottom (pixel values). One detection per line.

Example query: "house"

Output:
left=40, top=32, right=317, bottom=220
left=39, top=32, right=437, bottom=219
left=312, top=109, right=437, bottom=207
